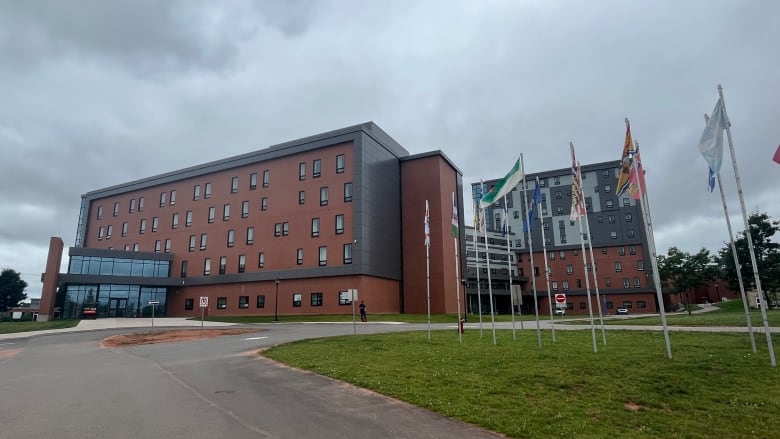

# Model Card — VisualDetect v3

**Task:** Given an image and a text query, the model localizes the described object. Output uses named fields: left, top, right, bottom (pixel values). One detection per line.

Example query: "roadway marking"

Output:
left=0, top=342, right=16, bottom=347
left=243, top=336, right=269, bottom=341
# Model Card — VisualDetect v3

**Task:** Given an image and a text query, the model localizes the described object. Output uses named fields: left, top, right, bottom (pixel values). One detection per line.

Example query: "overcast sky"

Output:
left=1, top=0, right=778, bottom=298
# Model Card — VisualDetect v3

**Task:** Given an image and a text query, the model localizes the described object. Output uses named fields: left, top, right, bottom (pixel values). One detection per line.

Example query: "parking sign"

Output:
left=199, top=297, right=208, bottom=308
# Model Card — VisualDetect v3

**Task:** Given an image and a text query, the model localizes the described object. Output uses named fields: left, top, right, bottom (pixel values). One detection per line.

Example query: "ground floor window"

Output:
left=339, top=291, right=351, bottom=305
left=311, top=292, right=323, bottom=307
left=59, top=284, right=167, bottom=319
left=637, top=300, right=647, bottom=309
left=185, top=298, right=194, bottom=310
left=256, top=295, right=265, bottom=308
left=239, top=296, right=249, bottom=308
left=217, top=297, right=227, bottom=309
left=293, top=293, right=302, bottom=307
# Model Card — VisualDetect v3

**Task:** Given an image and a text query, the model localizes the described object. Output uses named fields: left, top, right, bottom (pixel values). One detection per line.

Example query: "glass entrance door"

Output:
left=109, top=298, right=127, bottom=317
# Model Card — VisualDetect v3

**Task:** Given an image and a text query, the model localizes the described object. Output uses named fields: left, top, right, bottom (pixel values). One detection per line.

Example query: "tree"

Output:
left=718, top=212, right=780, bottom=307
left=0, top=268, right=28, bottom=314
left=658, top=247, right=716, bottom=314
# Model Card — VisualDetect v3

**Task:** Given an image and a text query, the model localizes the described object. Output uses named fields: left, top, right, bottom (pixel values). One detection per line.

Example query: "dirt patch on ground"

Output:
left=624, top=401, right=644, bottom=411
left=102, top=328, right=263, bottom=347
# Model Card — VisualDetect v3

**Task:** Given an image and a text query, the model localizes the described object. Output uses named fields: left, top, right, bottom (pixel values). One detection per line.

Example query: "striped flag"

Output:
left=570, top=143, right=586, bottom=222
left=626, top=144, right=646, bottom=200
left=424, top=200, right=430, bottom=246
left=616, top=120, right=633, bottom=197
left=451, top=193, right=459, bottom=237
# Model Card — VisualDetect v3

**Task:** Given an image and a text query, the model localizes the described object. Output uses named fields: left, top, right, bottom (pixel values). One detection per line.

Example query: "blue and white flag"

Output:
left=698, top=97, right=730, bottom=174
left=708, top=168, right=716, bottom=192
left=523, top=182, right=542, bottom=232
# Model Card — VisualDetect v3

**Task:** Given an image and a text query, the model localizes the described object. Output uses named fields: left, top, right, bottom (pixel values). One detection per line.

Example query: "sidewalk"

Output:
left=0, top=318, right=236, bottom=341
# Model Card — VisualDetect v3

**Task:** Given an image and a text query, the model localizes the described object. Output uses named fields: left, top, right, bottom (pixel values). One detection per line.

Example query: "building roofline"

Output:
left=401, top=150, right=463, bottom=175
left=478, top=159, right=621, bottom=186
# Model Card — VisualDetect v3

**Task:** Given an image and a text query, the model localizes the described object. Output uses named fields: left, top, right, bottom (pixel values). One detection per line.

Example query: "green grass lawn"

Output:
left=197, top=312, right=567, bottom=324
left=603, top=299, right=779, bottom=327
left=0, top=319, right=80, bottom=334
left=263, top=329, right=780, bottom=439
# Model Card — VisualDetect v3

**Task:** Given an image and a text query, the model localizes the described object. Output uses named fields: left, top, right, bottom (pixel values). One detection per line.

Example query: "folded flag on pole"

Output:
left=570, top=143, right=586, bottom=221
left=626, top=144, right=647, bottom=200
left=616, top=120, right=633, bottom=197
left=424, top=200, right=430, bottom=246
left=501, top=201, right=508, bottom=236
left=708, top=168, right=716, bottom=192
left=480, top=158, right=524, bottom=209
left=774, top=145, right=780, bottom=165
left=451, top=193, right=459, bottom=237
left=524, top=181, right=541, bottom=232
left=698, top=97, right=730, bottom=174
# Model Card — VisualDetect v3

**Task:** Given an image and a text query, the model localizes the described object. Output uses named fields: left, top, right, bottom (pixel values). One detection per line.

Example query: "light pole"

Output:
left=273, top=277, right=280, bottom=322
left=715, top=284, right=721, bottom=302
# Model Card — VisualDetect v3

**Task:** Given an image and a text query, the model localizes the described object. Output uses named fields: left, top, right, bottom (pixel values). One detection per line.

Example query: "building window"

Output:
left=133, top=243, right=139, bottom=251
left=194, top=185, right=201, bottom=201
left=606, top=200, right=614, bottom=208
left=281, top=222, right=288, bottom=236
left=615, top=262, right=622, bottom=272
left=223, top=204, right=230, bottom=221
left=579, top=302, right=587, bottom=310
left=238, top=255, right=246, bottom=273
left=200, top=233, right=207, bottom=250
left=96, top=205, right=103, bottom=219
left=297, top=248, right=303, bottom=265
left=247, top=227, right=254, bottom=245
left=165, top=239, right=171, bottom=253
left=311, top=218, right=320, bottom=237
left=637, top=300, right=647, bottom=309
left=185, top=211, right=192, bottom=227
left=122, top=222, right=128, bottom=237
left=311, top=292, right=323, bottom=306
left=623, top=300, right=632, bottom=308
left=204, top=258, right=211, bottom=275
left=293, top=293, right=302, bottom=307
left=543, top=222, right=550, bottom=231
left=601, top=248, right=607, bottom=254
left=623, top=278, right=631, bottom=288
left=152, top=217, right=159, bottom=232
left=160, top=192, right=167, bottom=207
left=625, top=213, right=633, bottom=222
left=242, top=201, right=249, bottom=218
left=341, top=242, right=354, bottom=265
left=319, top=246, right=327, bottom=266
left=217, top=297, right=227, bottom=309
left=344, top=182, right=352, bottom=202
left=339, top=291, right=352, bottom=305
left=185, top=298, right=194, bottom=310
left=610, top=231, right=618, bottom=239
left=106, top=225, right=113, bottom=239
left=629, top=245, right=636, bottom=255
left=299, top=191, right=305, bottom=205
left=608, top=215, right=616, bottom=224
left=261, top=197, right=268, bottom=211
left=623, top=198, right=630, bottom=207
left=208, top=207, right=215, bottom=224
left=219, top=256, right=227, bottom=275
left=335, top=214, right=344, bottom=235
left=619, top=246, right=626, bottom=256
left=170, top=190, right=176, bottom=206
left=113, top=202, right=120, bottom=216
left=172, top=213, right=179, bottom=229
left=262, top=170, right=269, bottom=187
left=598, top=215, right=604, bottom=223
left=138, top=197, right=145, bottom=212
left=227, top=230, right=235, bottom=247
left=129, top=199, right=136, bottom=213
left=562, top=281, right=569, bottom=291
left=336, top=154, right=345, bottom=173
left=555, top=191, right=562, bottom=199
left=205, top=183, right=212, bottom=198
left=250, top=172, right=257, bottom=190
left=313, top=159, right=321, bottom=178
left=231, top=177, right=239, bottom=194
left=275, top=223, right=282, bottom=237
left=181, top=260, right=188, bottom=278
left=320, top=187, right=329, bottom=206
left=605, top=277, right=612, bottom=287
left=239, top=296, right=249, bottom=308
left=554, top=176, right=560, bottom=185
left=258, top=252, right=265, bottom=268
left=566, top=264, right=573, bottom=274
left=552, top=281, right=558, bottom=291
left=556, top=206, right=563, bottom=214
left=139, top=219, right=147, bottom=234
left=634, top=277, right=641, bottom=288
left=637, top=260, right=644, bottom=271
left=299, top=162, right=306, bottom=180
left=98, top=226, right=104, bottom=240
left=189, top=235, right=196, bottom=252
left=549, top=252, right=555, bottom=260
left=256, top=295, right=265, bottom=308
left=627, top=229, right=635, bottom=238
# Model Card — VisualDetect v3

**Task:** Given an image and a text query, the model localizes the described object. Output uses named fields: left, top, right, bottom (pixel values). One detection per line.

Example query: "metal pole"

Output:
left=537, top=176, right=556, bottom=343
left=200, top=305, right=204, bottom=337
left=504, top=194, right=517, bottom=341
left=274, top=278, right=280, bottom=322
left=519, top=156, right=541, bottom=349
left=474, top=197, right=484, bottom=338
left=352, top=290, right=357, bottom=335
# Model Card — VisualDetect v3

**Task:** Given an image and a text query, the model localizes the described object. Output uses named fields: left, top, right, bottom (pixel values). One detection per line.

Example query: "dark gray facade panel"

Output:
left=69, top=247, right=173, bottom=261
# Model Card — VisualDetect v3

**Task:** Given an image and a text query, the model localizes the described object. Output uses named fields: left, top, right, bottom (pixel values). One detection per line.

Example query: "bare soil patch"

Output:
left=102, top=328, right=263, bottom=347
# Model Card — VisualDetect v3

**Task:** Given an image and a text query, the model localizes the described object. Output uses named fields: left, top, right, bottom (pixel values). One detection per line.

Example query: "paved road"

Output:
left=0, top=323, right=503, bottom=439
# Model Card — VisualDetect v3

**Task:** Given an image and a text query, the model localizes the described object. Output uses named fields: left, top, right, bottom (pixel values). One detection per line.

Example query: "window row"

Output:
left=298, top=154, right=346, bottom=181
left=561, top=300, right=647, bottom=311
left=184, top=289, right=356, bottom=312
left=550, top=276, right=643, bottom=291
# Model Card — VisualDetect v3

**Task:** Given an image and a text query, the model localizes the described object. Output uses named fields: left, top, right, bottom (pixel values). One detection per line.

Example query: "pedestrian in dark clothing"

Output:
left=359, top=301, right=367, bottom=322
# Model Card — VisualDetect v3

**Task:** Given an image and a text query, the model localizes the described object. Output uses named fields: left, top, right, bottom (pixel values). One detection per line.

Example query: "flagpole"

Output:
left=453, top=192, right=463, bottom=344
left=579, top=162, right=607, bottom=346
left=629, top=128, right=672, bottom=359
left=576, top=196, right=598, bottom=353
left=704, top=113, right=756, bottom=353
left=482, top=206, right=497, bottom=345
left=425, top=200, right=431, bottom=340
left=536, top=176, right=556, bottom=342
left=717, top=84, right=775, bottom=366
left=474, top=198, right=484, bottom=338
left=520, top=155, right=542, bottom=349
left=504, top=194, right=518, bottom=340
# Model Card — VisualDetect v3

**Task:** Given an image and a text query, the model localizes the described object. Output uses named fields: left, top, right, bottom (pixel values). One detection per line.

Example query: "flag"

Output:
left=424, top=200, right=430, bottom=246
left=501, top=199, right=508, bottom=236
left=773, top=145, right=780, bottom=164
left=616, top=120, right=633, bottom=196
left=626, top=144, right=647, bottom=200
left=479, top=158, right=524, bottom=209
left=708, top=168, right=716, bottom=192
left=698, top=97, right=730, bottom=174
left=472, top=200, right=479, bottom=230
left=570, top=143, right=586, bottom=221
left=451, top=192, right=459, bottom=237
left=524, top=181, right=541, bottom=232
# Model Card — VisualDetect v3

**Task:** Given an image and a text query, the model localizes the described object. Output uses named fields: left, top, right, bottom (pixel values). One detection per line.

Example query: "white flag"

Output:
left=424, top=200, right=430, bottom=246
left=698, top=97, right=730, bottom=174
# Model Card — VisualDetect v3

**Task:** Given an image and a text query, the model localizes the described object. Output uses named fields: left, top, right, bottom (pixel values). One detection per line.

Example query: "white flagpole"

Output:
left=453, top=192, right=463, bottom=344
left=537, top=176, right=556, bottom=342
left=576, top=201, right=598, bottom=353
left=704, top=113, right=757, bottom=353
left=629, top=127, right=672, bottom=359
left=482, top=205, right=497, bottom=345
left=504, top=194, right=518, bottom=340
left=578, top=161, right=607, bottom=346
left=425, top=200, right=431, bottom=340
left=520, top=155, right=542, bottom=348
left=474, top=198, right=484, bottom=338
left=717, top=84, right=776, bottom=367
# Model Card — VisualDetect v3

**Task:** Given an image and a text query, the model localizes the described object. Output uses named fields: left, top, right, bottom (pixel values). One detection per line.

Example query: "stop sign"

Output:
left=555, top=293, right=566, bottom=304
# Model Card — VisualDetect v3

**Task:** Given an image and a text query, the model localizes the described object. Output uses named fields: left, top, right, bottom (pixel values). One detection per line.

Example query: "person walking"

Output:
left=359, top=301, right=367, bottom=322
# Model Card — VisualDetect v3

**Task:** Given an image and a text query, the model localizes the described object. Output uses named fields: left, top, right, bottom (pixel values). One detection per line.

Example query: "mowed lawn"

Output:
left=263, top=330, right=780, bottom=439
left=602, top=300, right=779, bottom=327
left=0, top=319, right=80, bottom=334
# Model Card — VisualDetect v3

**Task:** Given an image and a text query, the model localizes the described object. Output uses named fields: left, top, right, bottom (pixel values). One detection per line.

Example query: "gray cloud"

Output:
left=1, top=0, right=778, bottom=297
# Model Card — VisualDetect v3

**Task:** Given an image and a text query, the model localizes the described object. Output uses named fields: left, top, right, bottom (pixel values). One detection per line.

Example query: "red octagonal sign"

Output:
left=554, top=293, right=566, bottom=304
